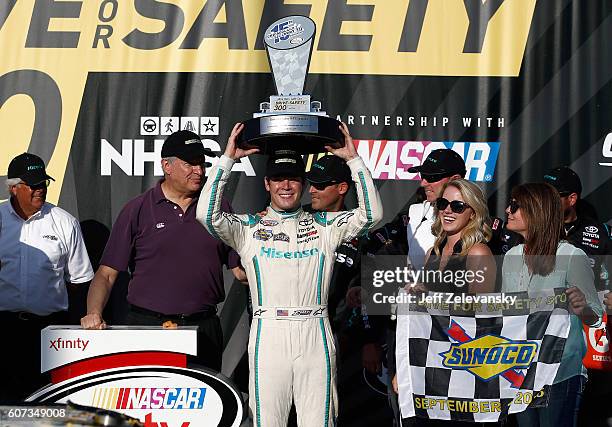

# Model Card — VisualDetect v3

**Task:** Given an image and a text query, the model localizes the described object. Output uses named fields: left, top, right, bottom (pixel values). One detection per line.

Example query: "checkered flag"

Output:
left=396, top=288, right=570, bottom=422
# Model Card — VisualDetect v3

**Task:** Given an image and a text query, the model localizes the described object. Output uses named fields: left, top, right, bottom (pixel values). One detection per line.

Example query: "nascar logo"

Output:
left=440, top=322, right=537, bottom=387
left=92, top=388, right=206, bottom=410
left=352, top=140, right=500, bottom=181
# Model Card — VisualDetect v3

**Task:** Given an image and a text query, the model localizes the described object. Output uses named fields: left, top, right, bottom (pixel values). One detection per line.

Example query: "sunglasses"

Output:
left=20, top=179, right=51, bottom=190
left=420, top=174, right=448, bottom=183
left=508, top=199, right=520, bottom=214
left=310, top=182, right=338, bottom=191
left=435, top=197, right=471, bottom=214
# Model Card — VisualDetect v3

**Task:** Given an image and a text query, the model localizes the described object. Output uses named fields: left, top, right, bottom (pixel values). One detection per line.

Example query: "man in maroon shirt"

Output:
left=81, top=130, right=245, bottom=371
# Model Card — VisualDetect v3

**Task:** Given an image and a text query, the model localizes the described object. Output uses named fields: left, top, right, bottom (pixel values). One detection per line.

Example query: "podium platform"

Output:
left=26, top=326, right=243, bottom=426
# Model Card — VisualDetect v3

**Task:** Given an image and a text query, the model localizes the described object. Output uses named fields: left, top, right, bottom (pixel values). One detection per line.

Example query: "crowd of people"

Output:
left=0, top=124, right=610, bottom=427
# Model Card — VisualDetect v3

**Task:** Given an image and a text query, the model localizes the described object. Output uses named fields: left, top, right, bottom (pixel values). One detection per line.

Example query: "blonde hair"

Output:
left=431, top=179, right=492, bottom=256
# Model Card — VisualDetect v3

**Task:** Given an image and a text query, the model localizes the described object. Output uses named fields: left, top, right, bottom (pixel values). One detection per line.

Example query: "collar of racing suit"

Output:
left=267, top=205, right=303, bottom=220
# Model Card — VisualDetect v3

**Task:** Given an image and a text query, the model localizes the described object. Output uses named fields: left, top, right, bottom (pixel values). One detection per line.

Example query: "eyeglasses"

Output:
left=310, top=182, right=338, bottom=191
left=508, top=199, right=520, bottom=214
left=19, top=179, right=51, bottom=190
left=435, top=197, right=471, bottom=214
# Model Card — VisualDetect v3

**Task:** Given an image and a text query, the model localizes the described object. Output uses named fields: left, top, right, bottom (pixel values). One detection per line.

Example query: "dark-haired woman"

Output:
left=501, top=183, right=602, bottom=427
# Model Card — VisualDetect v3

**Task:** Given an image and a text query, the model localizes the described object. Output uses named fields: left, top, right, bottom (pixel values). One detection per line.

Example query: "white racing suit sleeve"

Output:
left=314, top=156, right=383, bottom=246
left=196, top=155, right=248, bottom=249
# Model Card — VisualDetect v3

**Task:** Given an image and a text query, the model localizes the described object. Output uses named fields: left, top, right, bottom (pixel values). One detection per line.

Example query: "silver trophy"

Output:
left=238, top=16, right=343, bottom=154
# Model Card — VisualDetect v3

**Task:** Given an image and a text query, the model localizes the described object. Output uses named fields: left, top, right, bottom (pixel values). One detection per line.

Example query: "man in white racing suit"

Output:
left=197, top=122, right=382, bottom=426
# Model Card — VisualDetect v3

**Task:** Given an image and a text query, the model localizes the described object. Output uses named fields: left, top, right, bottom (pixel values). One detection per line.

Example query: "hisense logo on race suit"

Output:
left=259, top=247, right=319, bottom=259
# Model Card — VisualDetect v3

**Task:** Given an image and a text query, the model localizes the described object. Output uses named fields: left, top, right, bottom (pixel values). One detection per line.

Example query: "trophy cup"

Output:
left=237, top=15, right=344, bottom=154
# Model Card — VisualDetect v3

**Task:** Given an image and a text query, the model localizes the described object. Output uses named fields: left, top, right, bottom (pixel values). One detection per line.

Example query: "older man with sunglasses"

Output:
left=0, top=153, right=94, bottom=401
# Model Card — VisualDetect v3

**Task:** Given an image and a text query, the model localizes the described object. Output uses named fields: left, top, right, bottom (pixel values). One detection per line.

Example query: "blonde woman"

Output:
left=394, top=180, right=497, bottom=417
left=421, top=178, right=496, bottom=293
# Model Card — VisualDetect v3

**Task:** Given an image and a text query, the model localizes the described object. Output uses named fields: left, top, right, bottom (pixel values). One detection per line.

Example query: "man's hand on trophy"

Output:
left=224, top=122, right=260, bottom=160
left=326, top=122, right=358, bottom=161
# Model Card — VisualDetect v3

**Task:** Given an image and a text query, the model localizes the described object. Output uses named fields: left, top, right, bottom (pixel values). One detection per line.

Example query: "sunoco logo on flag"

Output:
left=396, top=288, right=571, bottom=422
left=440, top=322, right=538, bottom=387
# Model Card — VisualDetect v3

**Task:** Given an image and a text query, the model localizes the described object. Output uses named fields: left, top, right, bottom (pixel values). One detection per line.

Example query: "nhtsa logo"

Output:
left=101, top=115, right=255, bottom=177
left=440, top=322, right=537, bottom=387
left=100, top=140, right=255, bottom=177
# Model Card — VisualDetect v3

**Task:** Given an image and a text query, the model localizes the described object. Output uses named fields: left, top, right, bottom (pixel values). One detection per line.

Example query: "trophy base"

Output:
left=238, top=114, right=344, bottom=154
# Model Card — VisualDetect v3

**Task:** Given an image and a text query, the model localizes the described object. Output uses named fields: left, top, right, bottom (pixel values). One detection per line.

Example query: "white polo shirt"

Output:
left=0, top=200, right=94, bottom=315
left=406, top=201, right=436, bottom=270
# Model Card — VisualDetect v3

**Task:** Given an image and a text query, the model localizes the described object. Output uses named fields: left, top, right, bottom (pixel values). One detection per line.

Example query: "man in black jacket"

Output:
left=544, top=166, right=612, bottom=426
left=543, top=166, right=610, bottom=290
left=305, top=154, right=391, bottom=426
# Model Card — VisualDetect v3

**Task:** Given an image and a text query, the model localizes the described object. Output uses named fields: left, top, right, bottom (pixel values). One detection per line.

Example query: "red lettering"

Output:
left=142, top=413, right=190, bottom=427
left=143, top=413, right=157, bottom=427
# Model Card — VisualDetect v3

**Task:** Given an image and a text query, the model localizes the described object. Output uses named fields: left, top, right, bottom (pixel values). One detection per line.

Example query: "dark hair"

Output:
left=511, top=183, right=563, bottom=275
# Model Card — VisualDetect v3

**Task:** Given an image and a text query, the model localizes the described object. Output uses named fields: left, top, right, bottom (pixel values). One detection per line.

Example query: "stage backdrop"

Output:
left=1, top=0, right=611, bottom=423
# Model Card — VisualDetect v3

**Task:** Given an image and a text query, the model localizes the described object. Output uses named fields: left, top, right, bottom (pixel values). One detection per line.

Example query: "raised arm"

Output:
left=319, top=123, right=383, bottom=244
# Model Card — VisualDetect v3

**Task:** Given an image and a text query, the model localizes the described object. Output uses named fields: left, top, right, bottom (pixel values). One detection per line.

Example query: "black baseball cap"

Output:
left=8, top=153, right=55, bottom=186
left=408, top=149, right=466, bottom=179
left=305, top=155, right=352, bottom=184
left=266, top=150, right=305, bottom=178
left=161, top=130, right=215, bottom=164
left=543, top=166, right=582, bottom=195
